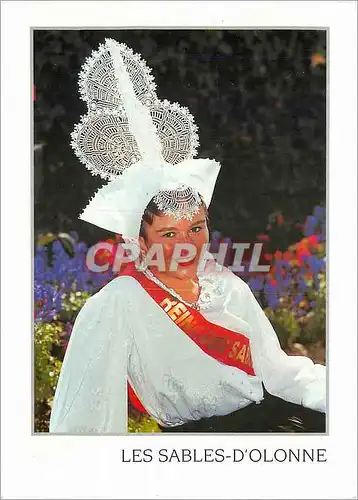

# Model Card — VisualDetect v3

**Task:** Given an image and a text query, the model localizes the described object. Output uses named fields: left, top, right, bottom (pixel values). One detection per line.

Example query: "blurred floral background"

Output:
left=34, top=30, right=326, bottom=433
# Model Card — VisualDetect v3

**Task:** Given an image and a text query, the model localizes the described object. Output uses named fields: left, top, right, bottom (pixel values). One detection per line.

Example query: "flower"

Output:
left=277, top=215, right=284, bottom=226
left=295, top=244, right=311, bottom=265
left=313, top=206, right=325, bottom=220
left=307, top=234, right=319, bottom=247
left=248, top=275, right=264, bottom=292
left=307, top=255, right=325, bottom=273
left=311, top=53, right=326, bottom=68
left=257, top=233, right=270, bottom=242
left=283, top=250, right=296, bottom=263
left=264, top=282, right=280, bottom=309
left=34, top=282, right=62, bottom=323
left=303, top=216, right=317, bottom=237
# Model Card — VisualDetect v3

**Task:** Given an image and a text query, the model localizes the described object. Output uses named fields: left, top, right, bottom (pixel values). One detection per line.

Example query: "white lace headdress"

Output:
left=71, top=38, right=221, bottom=238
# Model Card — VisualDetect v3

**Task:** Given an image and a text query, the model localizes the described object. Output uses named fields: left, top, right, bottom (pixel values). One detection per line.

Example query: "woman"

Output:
left=49, top=39, right=325, bottom=434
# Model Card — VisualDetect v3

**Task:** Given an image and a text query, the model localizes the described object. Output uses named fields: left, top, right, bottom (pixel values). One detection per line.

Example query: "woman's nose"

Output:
left=177, top=231, right=194, bottom=244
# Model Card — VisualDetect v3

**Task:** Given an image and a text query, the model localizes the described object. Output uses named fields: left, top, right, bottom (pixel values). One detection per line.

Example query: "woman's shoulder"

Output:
left=197, top=258, right=253, bottom=312
left=200, top=255, right=251, bottom=294
left=75, top=275, right=147, bottom=325
left=93, top=274, right=145, bottom=301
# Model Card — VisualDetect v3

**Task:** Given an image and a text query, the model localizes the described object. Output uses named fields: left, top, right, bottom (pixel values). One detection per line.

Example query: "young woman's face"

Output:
left=138, top=205, right=209, bottom=280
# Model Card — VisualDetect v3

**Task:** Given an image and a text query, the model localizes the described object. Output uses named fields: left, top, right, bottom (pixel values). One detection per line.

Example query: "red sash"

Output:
left=120, top=262, right=255, bottom=413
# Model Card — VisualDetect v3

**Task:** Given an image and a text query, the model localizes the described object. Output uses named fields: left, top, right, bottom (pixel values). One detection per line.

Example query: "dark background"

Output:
left=34, top=30, right=326, bottom=249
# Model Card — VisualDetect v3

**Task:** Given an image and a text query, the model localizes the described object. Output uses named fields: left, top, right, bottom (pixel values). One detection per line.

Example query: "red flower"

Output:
left=269, top=265, right=277, bottom=276
left=277, top=215, right=284, bottom=226
left=307, top=235, right=319, bottom=247
left=296, top=246, right=311, bottom=265
left=311, top=53, right=326, bottom=68
left=283, top=251, right=295, bottom=261
left=257, top=233, right=270, bottom=242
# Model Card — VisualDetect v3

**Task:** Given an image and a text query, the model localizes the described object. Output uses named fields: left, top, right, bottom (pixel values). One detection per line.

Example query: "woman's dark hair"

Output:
left=139, top=193, right=210, bottom=240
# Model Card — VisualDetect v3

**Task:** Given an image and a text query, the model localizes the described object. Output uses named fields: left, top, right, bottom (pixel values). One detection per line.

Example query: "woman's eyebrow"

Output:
left=156, top=226, right=178, bottom=233
left=156, top=219, right=206, bottom=233
left=190, top=219, right=206, bottom=226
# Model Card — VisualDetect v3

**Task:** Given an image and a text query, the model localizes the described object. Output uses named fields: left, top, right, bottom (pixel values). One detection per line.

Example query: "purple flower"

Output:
left=209, top=231, right=222, bottom=253
left=34, top=281, right=62, bottom=323
left=267, top=292, right=280, bottom=309
left=264, top=281, right=280, bottom=309
left=303, top=216, right=317, bottom=237
left=307, top=255, right=325, bottom=273
left=211, top=231, right=221, bottom=241
left=313, top=275, right=320, bottom=290
left=293, top=294, right=304, bottom=305
left=69, top=231, right=79, bottom=242
left=297, top=277, right=308, bottom=294
left=248, top=275, right=264, bottom=292
left=273, top=261, right=292, bottom=294
left=313, top=205, right=325, bottom=221
left=34, top=235, right=117, bottom=309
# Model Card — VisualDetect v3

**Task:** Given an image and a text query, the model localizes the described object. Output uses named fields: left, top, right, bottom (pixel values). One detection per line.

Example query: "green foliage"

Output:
left=128, top=415, right=161, bottom=434
left=36, top=232, right=77, bottom=258
left=299, top=272, right=326, bottom=348
left=265, top=305, right=301, bottom=350
left=34, top=322, right=63, bottom=403
left=60, top=290, right=91, bottom=322
left=265, top=266, right=326, bottom=359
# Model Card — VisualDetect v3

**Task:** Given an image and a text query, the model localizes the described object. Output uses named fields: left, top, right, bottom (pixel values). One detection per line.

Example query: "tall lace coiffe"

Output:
left=71, top=38, right=221, bottom=238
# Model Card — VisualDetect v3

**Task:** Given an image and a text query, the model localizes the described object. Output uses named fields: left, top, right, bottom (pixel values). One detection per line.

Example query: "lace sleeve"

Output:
left=49, top=279, right=129, bottom=434
left=239, top=280, right=326, bottom=412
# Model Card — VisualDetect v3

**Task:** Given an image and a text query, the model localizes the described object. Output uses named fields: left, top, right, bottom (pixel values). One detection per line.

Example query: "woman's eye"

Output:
left=162, top=232, right=176, bottom=238
left=191, top=226, right=202, bottom=233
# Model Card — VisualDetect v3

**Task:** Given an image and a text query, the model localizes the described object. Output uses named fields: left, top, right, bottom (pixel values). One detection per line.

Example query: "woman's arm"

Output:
left=241, top=281, right=326, bottom=413
left=49, top=278, right=129, bottom=434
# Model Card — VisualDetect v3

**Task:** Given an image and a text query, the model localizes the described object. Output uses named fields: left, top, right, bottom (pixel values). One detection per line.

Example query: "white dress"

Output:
left=49, top=263, right=326, bottom=434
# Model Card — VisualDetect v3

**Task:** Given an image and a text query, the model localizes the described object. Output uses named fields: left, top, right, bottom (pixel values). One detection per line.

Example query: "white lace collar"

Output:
left=197, top=273, right=225, bottom=310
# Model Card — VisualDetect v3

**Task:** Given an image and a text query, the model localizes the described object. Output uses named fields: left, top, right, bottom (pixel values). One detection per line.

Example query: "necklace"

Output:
left=142, top=268, right=201, bottom=310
